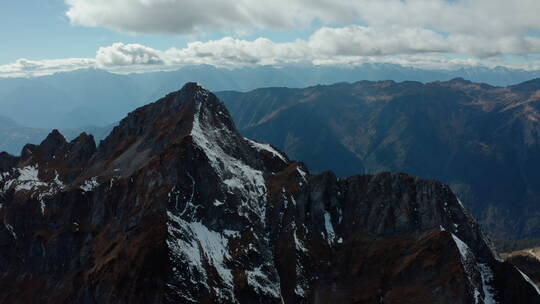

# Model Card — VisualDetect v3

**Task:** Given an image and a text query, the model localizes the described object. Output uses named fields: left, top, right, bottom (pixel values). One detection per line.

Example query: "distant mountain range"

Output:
left=0, top=114, right=113, bottom=155
left=217, top=78, right=540, bottom=240
left=2, top=65, right=540, bottom=241
left=0, top=115, right=50, bottom=155
left=2, top=64, right=540, bottom=130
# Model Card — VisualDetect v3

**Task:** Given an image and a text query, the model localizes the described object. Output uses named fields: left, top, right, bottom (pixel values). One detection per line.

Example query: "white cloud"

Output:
left=96, top=42, right=164, bottom=66
left=65, top=0, right=355, bottom=34
left=3, top=25, right=540, bottom=78
left=308, top=26, right=449, bottom=56
left=0, top=58, right=96, bottom=78
left=55, top=0, right=540, bottom=76
left=162, top=26, right=540, bottom=66
left=65, top=0, right=540, bottom=37
left=164, top=37, right=310, bottom=67
left=356, top=0, right=540, bottom=37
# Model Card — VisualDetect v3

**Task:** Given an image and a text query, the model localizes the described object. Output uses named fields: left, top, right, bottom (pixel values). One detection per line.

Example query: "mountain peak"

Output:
left=40, top=129, right=67, bottom=147
left=180, top=81, right=207, bottom=92
left=0, top=83, right=538, bottom=303
left=85, top=82, right=286, bottom=192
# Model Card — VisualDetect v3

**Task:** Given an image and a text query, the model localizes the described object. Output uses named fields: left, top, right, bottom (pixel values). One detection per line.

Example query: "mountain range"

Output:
left=0, top=83, right=538, bottom=303
left=0, top=114, right=113, bottom=155
left=217, top=78, right=540, bottom=241
left=2, top=65, right=540, bottom=241
left=2, top=64, right=540, bottom=130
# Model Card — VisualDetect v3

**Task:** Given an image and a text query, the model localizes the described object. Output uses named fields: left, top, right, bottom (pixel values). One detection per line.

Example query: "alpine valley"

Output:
left=0, top=83, right=539, bottom=303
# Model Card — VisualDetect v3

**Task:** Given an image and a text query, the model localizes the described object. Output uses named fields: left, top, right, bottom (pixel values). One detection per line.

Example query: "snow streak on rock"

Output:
left=246, top=265, right=282, bottom=299
left=167, top=211, right=237, bottom=303
left=190, top=90, right=267, bottom=220
left=517, top=268, right=540, bottom=295
left=0, top=165, right=65, bottom=215
left=478, top=263, right=497, bottom=304
left=246, top=138, right=288, bottom=163
left=80, top=177, right=99, bottom=192
left=452, top=233, right=498, bottom=304
left=324, top=211, right=336, bottom=245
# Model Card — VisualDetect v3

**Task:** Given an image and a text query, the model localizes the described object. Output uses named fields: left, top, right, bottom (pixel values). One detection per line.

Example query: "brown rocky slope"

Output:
left=0, top=83, right=538, bottom=303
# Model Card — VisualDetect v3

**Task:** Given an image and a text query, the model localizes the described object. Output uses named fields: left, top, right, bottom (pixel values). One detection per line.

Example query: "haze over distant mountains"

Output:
left=0, top=63, right=536, bottom=154
left=0, top=114, right=113, bottom=155
left=2, top=63, right=540, bottom=129
left=3, top=64, right=540, bottom=241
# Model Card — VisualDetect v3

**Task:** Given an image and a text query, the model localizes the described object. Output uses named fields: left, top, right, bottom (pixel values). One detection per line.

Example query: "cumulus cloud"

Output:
left=3, top=25, right=540, bottom=78
left=163, top=26, right=540, bottom=66
left=65, top=0, right=540, bottom=37
left=96, top=42, right=164, bottom=66
left=356, top=0, right=540, bottom=37
left=57, top=0, right=540, bottom=75
left=65, top=0, right=356, bottom=34
left=164, top=37, right=310, bottom=67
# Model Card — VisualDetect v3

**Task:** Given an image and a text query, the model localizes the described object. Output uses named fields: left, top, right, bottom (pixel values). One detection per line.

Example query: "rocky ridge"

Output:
left=217, top=78, right=540, bottom=240
left=0, top=83, right=538, bottom=303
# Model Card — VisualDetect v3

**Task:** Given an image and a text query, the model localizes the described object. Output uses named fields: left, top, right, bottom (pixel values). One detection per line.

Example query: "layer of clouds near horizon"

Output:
left=3, top=0, right=540, bottom=77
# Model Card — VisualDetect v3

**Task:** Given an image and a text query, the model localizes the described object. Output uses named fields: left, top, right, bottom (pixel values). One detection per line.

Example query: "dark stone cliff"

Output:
left=0, top=83, right=538, bottom=303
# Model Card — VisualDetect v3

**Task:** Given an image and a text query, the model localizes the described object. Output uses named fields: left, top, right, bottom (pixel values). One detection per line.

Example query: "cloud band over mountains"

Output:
left=2, top=0, right=540, bottom=77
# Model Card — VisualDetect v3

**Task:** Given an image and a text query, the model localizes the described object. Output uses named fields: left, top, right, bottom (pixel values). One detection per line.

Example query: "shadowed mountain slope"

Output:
left=217, top=78, right=540, bottom=240
left=0, top=83, right=538, bottom=303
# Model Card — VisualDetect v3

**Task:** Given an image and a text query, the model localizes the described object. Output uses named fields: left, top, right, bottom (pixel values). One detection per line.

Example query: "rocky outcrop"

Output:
left=0, top=83, right=538, bottom=303
left=217, top=78, right=540, bottom=240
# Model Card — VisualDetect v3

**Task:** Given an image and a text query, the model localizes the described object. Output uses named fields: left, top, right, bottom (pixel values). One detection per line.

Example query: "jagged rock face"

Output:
left=0, top=83, right=539, bottom=304
left=217, top=78, right=540, bottom=240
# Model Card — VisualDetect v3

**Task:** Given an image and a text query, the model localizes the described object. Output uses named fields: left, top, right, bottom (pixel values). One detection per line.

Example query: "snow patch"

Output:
left=324, top=212, right=336, bottom=245
left=290, top=196, right=297, bottom=207
left=294, top=226, right=308, bottom=253
left=80, top=177, right=99, bottom=192
left=246, top=139, right=287, bottom=163
left=517, top=268, right=540, bottom=295
left=455, top=196, right=502, bottom=262
left=297, top=167, right=307, bottom=183
left=478, top=264, right=497, bottom=304
left=294, top=253, right=309, bottom=298
left=191, top=95, right=267, bottom=220
left=4, top=165, right=47, bottom=192
left=452, top=234, right=499, bottom=304
left=246, top=265, right=282, bottom=299
left=167, top=211, right=236, bottom=301
left=295, top=284, right=306, bottom=297
left=452, top=234, right=470, bottom=260
left=1, top=166, right=65, bottom=215
left=4, top=221, right=17, bottom=240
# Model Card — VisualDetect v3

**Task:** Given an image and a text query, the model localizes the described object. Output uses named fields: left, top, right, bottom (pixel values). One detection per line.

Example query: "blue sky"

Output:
left=1, top=0, right=188, bottom=63
left=0, top=0, right=317, bottom=65
left=2, top=0, right=540, bottom=77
